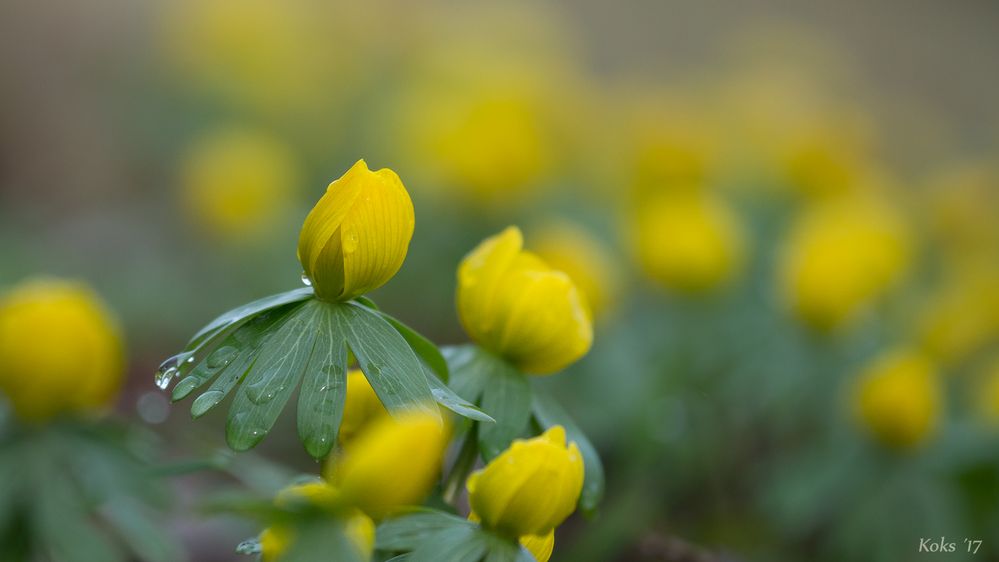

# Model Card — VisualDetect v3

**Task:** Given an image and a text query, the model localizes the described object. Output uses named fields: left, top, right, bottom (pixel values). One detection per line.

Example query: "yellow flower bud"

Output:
left=339, top=370, right=388, bottom=444
left=259, top=482, right=375, bottom=561
left=180, top=126, right=299, bottom=241
left=327, top=412, right=447, bottom=518
left=628, top=190, right=746, bottom=293
left=781, top=195, right=911, bottom=331
left=0, top=278, right=123, bottom=422
left=531, top=221, right=620, bottom=320
left=298, top=160, right=415, bottom=301
left=853, top=349, right=940, bottom=450
left=467, top=426, right=584, bottom=537
left=457, top=227, right=593, bottom=374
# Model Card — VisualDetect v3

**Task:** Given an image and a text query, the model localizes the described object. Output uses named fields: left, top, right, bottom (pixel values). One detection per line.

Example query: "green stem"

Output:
left=442, top=424, right=479, bottom=506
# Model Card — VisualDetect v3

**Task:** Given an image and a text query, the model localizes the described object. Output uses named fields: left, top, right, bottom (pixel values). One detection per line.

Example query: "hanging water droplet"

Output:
left=300, top=272, right=312, bottom=286
left=235, top=539, right=262, bottom=555
left=343, top=229, right=359, bottom=253
left=154, top=352, right=194, bottom=390
left=154, top=366, right=178, bottom=390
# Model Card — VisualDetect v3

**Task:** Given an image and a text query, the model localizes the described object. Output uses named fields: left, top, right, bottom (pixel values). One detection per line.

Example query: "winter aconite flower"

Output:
left=467, top=425, right=584, bottom=537
left=0, top=278, right=123, bottom=422
left=339, top=370, right=388, bottom=444
left=326, top=412, right=447, bottom=518
left=853, top=349, right=940, bottom=450
left=181, top=126, right=299, bottom=241
left=258, top=482, right=375, bottom=562
left=781, top=194, right=910, bottom=331
left=298, top=160, right=415, bottom=302
left=457, top=227, right=593, bottom=374
left=629, top=190, right=746, bottom=293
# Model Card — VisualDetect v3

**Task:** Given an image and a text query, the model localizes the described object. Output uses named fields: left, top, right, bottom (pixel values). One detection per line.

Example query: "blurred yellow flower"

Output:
left=628, top=190, right=746, bottom=293
left=339, top=370, right=388, bottom=444
left=975, top=356, right=999, bottom=427
left=181, top=126, right=299, bottom=241
left=623, top=92, right=721, bottom=190
left=259, top=481, right=375, bottom=562
left=394, top=19, right=581, bottom=210
left=457, top=227, right=593, bottom=374
left=924, top=163, right=999, bottom=264
left=853, top=349, right=940, bottom=450
left=298, top=160, right=415, bottom=302
left=161, top=0, right=343, bottom=115
left=781, top=194, right=911, bottom=331
left=467, top=425, right=584, bottom=538
left=918, top=263, right=999, bottom=365
left=0, top=278, right=123, bottom=422
left=327, top=412, right=447, bottom=519
left=531, top=221, right=620, bottom=319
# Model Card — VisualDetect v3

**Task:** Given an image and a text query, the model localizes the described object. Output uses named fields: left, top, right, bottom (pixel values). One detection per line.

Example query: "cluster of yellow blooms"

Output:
left=269, top=161, right=591, bottom=559
left=259, top=419, right=581, bottom=562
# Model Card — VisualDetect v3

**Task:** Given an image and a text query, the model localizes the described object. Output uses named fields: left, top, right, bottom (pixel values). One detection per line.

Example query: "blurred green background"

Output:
left=2, top=0, right=999, bottom=560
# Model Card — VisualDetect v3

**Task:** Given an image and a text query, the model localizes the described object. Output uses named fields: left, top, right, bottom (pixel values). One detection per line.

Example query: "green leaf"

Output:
left=532, top=388, right=605, bottom=512
left=426, top=369, right=494, bottom=423
left=476, top=353, right=532, bottom=460
left=335, top=302, right=438, bottom=419
left=377, top=311, right=449, bottom=382
left=186, top=287, right=314, bottom=350
left=406, top=525, right=487, bottom=562
left=297, top=303, right=349, bottom=459
left=480, top=531, right=533, bottom=562
left=187, top=309, right=293, bottom=418
left=102, top=498, right=182, bottom=562
left=442, top=345, right=492, bottom=404
left=353, top=295, right=379, bottom=310
left=376, top=509, right=474, bottom=551
left=33, top=460, right=123, bottom=562
left=226, top=301, right=322, bottom=451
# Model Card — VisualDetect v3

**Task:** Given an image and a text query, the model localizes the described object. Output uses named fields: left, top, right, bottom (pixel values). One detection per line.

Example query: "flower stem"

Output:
left=442, top=424, right=479, bottom=506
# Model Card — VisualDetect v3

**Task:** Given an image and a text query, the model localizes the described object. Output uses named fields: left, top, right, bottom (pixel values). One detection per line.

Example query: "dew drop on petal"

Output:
left=301, top=272, right=312, bottom=286
left=343, top=229, right=359, bottom=254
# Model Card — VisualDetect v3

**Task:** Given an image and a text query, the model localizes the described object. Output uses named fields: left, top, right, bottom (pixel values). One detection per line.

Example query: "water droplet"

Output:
left=154, top=366, right=178, bottom=390
left=172, top=376, right=200, bottom=398
left=207, top=346, right=238, bottom=369
left=246, top=376, right=279, bottom=404
left=235, top=539, right=262, bottom=555
left=343, top=229, right=359, bottom=253
left=154, top=352, right=193, bottom=390
left=191, top=390, right=225, bottom=417
left=300, top=272, right=312, bottom=286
